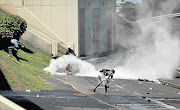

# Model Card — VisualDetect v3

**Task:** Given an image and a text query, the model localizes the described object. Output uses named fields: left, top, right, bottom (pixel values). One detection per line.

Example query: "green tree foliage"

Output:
left=0, top=15, right=27, bottom=39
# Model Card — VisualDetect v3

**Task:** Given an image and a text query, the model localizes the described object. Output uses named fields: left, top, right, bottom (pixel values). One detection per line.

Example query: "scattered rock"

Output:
left=25, top=90, right=31, bottom=92
left=138, top=79, right=153, bottom=82
left=113, top=89, right=119, bottom=92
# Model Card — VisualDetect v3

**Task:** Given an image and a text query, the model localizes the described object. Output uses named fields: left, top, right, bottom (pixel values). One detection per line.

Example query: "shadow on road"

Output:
left=0, top=70, right=11, bottom=90
left=0, top=70, right=43, bottom=110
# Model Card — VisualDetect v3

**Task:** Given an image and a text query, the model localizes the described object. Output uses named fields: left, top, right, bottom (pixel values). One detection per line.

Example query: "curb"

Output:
left=0, top=95, right=25, bottom=110
left=158, top=79, right=180, bottom=89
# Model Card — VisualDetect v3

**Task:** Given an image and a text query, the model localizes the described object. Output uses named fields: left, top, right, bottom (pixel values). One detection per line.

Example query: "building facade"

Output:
left=0, top=0, right=116, bottom=57
left=78, top=0, right=116, bottom=56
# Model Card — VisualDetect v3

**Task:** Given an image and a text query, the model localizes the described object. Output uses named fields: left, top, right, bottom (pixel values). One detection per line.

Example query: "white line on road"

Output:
left=133, top=92, right=143, bottom=96
left=146, top=98, right=177, bottom=110
left=115, top=85, right=124, bottom=89
left=156, top=93, right=165, bottom=95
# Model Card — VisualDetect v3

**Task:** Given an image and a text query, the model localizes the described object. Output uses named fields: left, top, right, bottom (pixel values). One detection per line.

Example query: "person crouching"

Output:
left=93, top=69, right=115, bottom=93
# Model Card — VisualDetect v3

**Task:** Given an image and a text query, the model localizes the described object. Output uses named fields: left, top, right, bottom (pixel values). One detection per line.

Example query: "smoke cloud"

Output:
left=44, top=55, right=100, bottom=77
left=114, top=0, right=180, bottom=80
left=44, top=0, right=180, bottom=81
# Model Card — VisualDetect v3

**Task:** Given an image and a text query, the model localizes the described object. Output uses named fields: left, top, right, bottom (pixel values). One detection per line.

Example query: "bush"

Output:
left=0, top=15, right=27, bottom=39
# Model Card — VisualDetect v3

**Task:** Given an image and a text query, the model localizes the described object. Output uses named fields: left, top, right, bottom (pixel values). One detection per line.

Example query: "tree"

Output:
left=0, top=15, right=27, bottom=39
left=0, top=14, right=27, bottom=50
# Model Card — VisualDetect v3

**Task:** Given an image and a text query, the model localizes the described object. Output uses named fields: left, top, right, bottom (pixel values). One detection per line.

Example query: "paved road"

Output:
left=0, top=74, right=179, bottom=110
left=0, top=77, right=115, bottom=110
left=52, top=75, right=180, bottom=110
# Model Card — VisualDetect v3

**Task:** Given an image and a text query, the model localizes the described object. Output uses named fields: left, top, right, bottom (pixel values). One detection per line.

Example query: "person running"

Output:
left=65, top=45, right=76, bottom=75
left=8, top=36, right=19, bottom=57
left=93, top=69, right=115, bottom=93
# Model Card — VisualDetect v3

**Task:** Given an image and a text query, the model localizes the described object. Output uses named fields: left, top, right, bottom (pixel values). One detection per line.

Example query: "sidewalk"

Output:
left=158, top=77, right=180, bottom=89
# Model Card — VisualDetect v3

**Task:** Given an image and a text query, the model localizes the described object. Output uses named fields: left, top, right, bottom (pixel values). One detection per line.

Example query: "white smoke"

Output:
left=44, top=55, right=100, bottom=77
left=114, top=24, right=180, bottom=80
left=44, top=0, right=180, bottom=81
left=114, top=0, right=180, bottom=80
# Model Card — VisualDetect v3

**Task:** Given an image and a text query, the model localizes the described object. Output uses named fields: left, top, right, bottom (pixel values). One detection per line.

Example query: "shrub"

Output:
left=0, top=15, right=27, bottom=39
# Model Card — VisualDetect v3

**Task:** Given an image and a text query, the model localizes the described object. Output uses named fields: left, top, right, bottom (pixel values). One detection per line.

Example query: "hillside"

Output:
left=0, top=9, right=54, bottom=91
left=0, top=46, right=53, bottom=91
left=116, top=14, right=140, bottom=50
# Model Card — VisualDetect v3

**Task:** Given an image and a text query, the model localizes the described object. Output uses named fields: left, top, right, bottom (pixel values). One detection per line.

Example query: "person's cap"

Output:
left=68, top=45, right=71, bottom=48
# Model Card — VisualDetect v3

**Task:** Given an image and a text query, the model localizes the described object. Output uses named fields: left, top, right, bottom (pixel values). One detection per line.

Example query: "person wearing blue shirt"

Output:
left=8, top=36, right=19, bottom=57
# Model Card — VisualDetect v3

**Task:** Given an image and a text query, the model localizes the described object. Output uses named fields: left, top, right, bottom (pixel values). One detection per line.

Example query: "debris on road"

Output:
left=113, top=89, right=119, bottom=91
left=74, top=93, right=87, bottom=97
left=138, top=79, right=153, bottom=82
left=142, top=96, right=146, bottom=99
left=25, top=90, right=31, bottom=92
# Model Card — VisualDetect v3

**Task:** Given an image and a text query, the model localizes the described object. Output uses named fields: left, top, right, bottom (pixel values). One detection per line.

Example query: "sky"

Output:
left=117, top=0, right=137, bottom=3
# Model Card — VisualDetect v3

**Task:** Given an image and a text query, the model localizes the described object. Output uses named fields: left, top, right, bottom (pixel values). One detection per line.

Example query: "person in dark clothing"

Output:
left=65, top=45, right=76, bottom=75
left=66, top=45, right=76, bottom=56
left=93, top=69, right=115, bottom=93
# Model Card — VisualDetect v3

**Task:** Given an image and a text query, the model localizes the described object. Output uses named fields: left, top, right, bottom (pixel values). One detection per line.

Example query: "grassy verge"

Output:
left=0, top=9, right=54, bottom=92
left=0, top=46, right=53, bottom=92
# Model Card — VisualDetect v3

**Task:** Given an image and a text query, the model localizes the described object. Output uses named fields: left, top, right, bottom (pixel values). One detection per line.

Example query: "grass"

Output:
left=0, top=9, right=54, bottom=92
left=0, top=46, right=54, bottom=92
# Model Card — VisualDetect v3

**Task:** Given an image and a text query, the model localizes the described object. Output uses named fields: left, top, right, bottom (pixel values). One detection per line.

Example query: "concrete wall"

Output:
left=0, top=0, right=78, bottom=56
left=21, top=26, right=58, bottom=56
left=104, top=0, right=116, bottom=52
left=0, top=0, right=116, bottom=57
left=23, top=0, right=79, bottom=55
left=78, top=0, right=116, bottom=56
left=0, top=95, right=25, bottom=110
